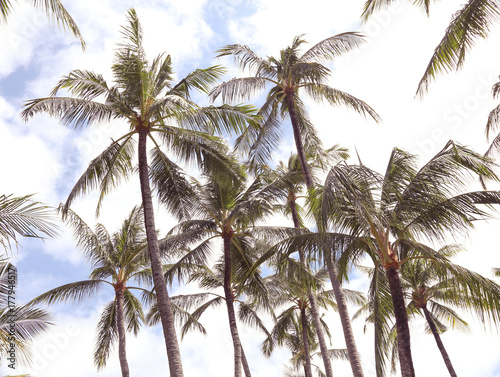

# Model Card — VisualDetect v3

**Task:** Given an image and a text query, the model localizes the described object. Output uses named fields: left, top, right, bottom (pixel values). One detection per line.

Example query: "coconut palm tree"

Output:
left=155, top=164, right=288, bottom=377
left=29, top=206, right=151, bottom=376
left=267, top=148, right=351, bottom=377
left=319, top=141, right=500, bottom=377
left=361, top=0, right=500, bottom=96
left=0, top=262, right=51, bottom=368
left=262, top=260, right=358, bottom=377
left=211, top=35, right=378, bottom=377
left=210, top=33, right=380, bottom=183
left=149, top=259, right=272, bottom=377
left=0, top=0, right=84, bottom=48
left=21, top=9, right=253, bottom=376
left=0, top=194, right=58, bottom=253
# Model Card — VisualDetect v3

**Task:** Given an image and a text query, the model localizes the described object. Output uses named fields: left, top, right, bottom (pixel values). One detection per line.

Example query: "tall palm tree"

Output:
left=361, top=0, right=500, bottom=96
left=21, top=9, right=253, bottom=376
left=210, top=33, right=380, bottom=183
left=211, top=35, right=379, bottom=377
left=30, top=206, right=150, bottom=377
left=319, top=141, right=500, bottom=377
left=268, top=148, right=351, bottom=377
left=0, top=262, right=51, bottom=368
left=156, top=165, right=287, bottom=377
left=0, top=0, right=85, bottom=48
left=0, top=194, right=58, bottom=253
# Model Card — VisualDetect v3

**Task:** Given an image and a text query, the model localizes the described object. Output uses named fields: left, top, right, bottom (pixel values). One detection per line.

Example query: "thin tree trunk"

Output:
left=115, top=289, right=130, bottom=377
left=241, top=344, right=252, bottom=377
left=290, top=193, right=335, bottom=377
left=138, top=127, right=184, bottom=377
left=423, top=307, right=458, bottom=377
left=327, top=255, right=365, bottom=377
left=300, top=306, right=314, bottom=377
left=385, top=265, right=415, bottom=377
left=223, top=234, right=243, bottom=377
left=285, top=90, right=314, bottom=189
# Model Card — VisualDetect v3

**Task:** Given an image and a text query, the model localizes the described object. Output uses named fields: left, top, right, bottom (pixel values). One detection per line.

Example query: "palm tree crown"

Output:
left=210, top=34, right=380, bottom=181
left=30, top=206, right=151, bottom=376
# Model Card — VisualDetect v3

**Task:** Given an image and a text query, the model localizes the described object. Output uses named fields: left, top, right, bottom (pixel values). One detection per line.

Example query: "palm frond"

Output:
left=0, top=194, right=58, bottom=253
left=301, top=32, right=366, bottom=62
left=94, top=301, right=118, bottom=369
left=62, top=136, right=135, bottom=216
left=416, top=0, right=500, bottom=96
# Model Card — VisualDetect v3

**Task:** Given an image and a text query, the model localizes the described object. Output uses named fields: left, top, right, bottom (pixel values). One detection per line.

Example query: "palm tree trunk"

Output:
left=290, top=194, right=335, bottom=377
left=241, top=344, right=252, bottom=377
left=223, top=234, right=243, bottom=377
left=115, top=289, right=130, bottom=377
left=285, top=90, right=314, bottom=189
left=326, top=255, right=365, bottom=377
left=138, top=127, right=184, bottom=377
left=300, top=306, right=314, bottom=377
left=422, top=307, right=458, bottom=377
left=385, top=265, right=415, bottom=377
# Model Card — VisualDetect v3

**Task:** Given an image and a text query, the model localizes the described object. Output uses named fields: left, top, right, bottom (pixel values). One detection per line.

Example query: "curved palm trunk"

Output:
left=285, top=91, right=314, bottom=189
left=300, top=306, right=314, bottom=377
left=223, top=234, right=244, bottom=377
left=422, top=307, right=458, bottom=377
left=241, top=344, right=252, bottom=377
left=290, top=195, right=334, bottom=377
left=326, top=256, right=365, bottom=377
left=115, top=289, right=130, bottom=377
left=138, top=128, right=184, bottom=377
left=385, top=265, right=415, bottom=377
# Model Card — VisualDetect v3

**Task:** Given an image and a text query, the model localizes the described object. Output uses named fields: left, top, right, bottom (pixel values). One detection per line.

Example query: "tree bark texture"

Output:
left=138, top=127, right=184, bottom=377
left=285, top=90, right=314, bottom=189
left=327, top=256, right=365, bottom=377
left=423, top=307, right=458, bottom=377
left=300, top=306, right=314, bottom=377
left=223, top=234, right=244, bottom=377
left=115, top=289, right=130, bottom=377
left=385, top=265, right=415, bottom=377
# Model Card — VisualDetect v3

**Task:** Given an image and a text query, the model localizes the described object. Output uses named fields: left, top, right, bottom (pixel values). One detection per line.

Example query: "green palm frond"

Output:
left=94, top=301, right=118, bottom=370
left=416, top=0, right=500, bottom=96
left=29, top=280, right=108, bottom=305
left=301, top=32, right=366, bottom=62
left=0, top=194, right=58, bottom=252
left=123, top=290, right=144, bottom=335
left=62, top=136, right=135, bottom=216
left=209, top=77, right=271, bottom=104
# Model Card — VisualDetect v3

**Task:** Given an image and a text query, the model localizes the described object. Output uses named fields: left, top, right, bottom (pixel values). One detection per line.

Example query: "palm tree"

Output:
left=262, top=260, right=357, bottom=377
left=29, top=206, right=151, bottom=377
left=361, top=0, right=500, bottom=96
left=0, top=0, right=85, bottom=48
left=0, top=262, right=51, bottom=368
left=149, top=260, right=272, bottom=377
left=211, top=35, right=379, bottom=377
left=0, top=194, right=58, bottom=253
left=156, top=165, right=287, bottom=377
left=210, top=33, right=380, bottom=183
left=21, top=9, right=253, bottom=376
left=402, top=257, right=500, bottom=377
left=356, top=251, right=500, bottom=377
left=319, top=141, right=500, bottom=377
left=268, top=148, right=351, bottom=377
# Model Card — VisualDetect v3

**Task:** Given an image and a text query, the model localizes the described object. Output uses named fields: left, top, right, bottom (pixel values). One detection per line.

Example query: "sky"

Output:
left=1, top=0, right=500, bottom=376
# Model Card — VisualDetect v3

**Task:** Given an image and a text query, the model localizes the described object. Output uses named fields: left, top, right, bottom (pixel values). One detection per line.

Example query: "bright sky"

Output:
left=1, top=0, right=500, bottom=376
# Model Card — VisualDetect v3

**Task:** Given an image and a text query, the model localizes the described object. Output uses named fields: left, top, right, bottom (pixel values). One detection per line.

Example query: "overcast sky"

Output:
left=1, top=0, right=500, bottom=376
